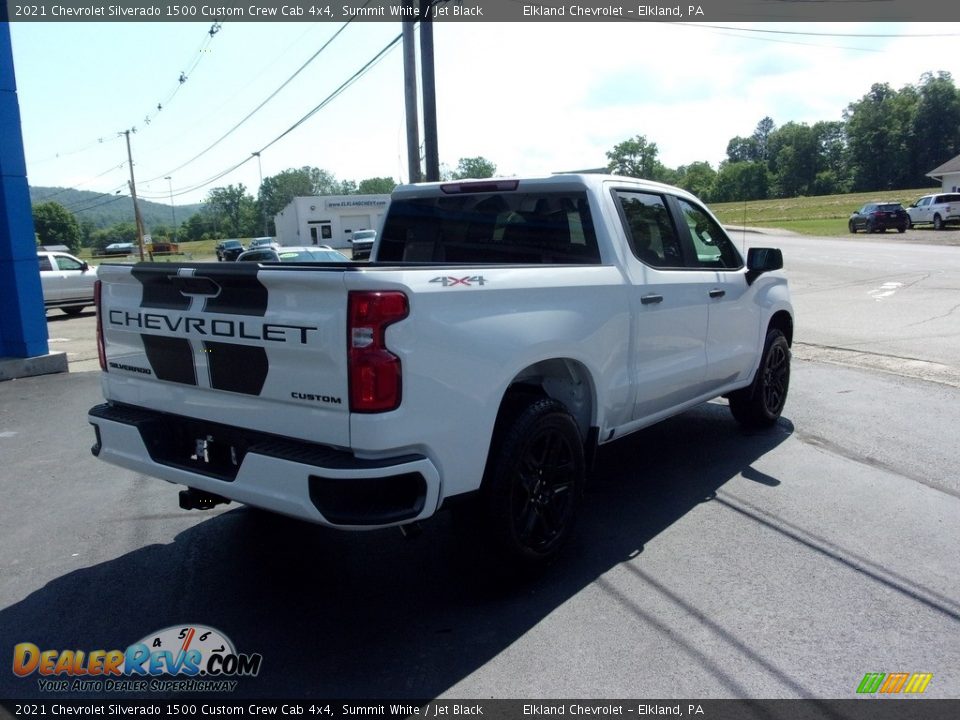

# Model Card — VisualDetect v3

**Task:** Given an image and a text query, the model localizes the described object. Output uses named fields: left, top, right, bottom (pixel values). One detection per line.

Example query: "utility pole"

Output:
left=419, top=0, right=440, bottom=182
left=253, top=151, right=267, bottom=236
left=123, top=129, right=145, bottom=261
left=164, top=176, right=176, bottom=243
left=402, top=5, right=421, bottom=184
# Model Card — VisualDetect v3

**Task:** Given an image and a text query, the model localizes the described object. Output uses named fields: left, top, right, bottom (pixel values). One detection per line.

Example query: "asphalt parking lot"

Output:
left=1, top=232, right=958, bottom=703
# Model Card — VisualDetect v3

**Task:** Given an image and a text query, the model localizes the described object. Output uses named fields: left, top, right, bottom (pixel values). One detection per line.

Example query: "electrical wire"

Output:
left=681, top=24, right=960, bottom=39
left=144, top=8, right=372, bottom=184
left=29, top=24, right=223, bottom=165
left=138, top=30, right=403, bottom=201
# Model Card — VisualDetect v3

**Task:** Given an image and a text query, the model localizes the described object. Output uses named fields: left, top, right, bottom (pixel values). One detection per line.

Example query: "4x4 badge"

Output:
left=429, top=276, right=487, bottom=287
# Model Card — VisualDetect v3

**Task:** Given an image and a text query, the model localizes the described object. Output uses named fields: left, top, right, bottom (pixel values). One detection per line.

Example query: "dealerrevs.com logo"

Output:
left=12, top=625, right=262, bottom=693
left=856, top=672, right=933, bottom=695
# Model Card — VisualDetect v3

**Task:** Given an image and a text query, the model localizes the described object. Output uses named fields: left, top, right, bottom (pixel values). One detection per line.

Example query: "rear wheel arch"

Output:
left=499, top=358, right=596, bottom=442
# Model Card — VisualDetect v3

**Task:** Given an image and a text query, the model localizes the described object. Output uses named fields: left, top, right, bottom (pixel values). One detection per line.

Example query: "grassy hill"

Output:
left=711, top=187, right=939, bottom=236
left=30, top=186, right=202, bottom=230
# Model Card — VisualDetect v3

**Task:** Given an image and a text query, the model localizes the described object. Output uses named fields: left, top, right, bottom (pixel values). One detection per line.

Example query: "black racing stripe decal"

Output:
left=131, top=267, right=191, bottom=311
left=205, top=341, right=268, bottom=395
left=198, top=269, right=268, bottom=317
left=142, top=335, right=197, bottom=386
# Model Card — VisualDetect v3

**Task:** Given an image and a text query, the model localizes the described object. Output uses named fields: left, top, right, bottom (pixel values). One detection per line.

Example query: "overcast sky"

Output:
left=9, top=21, right=960, bottom=207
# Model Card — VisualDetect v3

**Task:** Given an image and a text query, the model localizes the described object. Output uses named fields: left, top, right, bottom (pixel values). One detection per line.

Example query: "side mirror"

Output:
left=81, top=261, right=90, bottom=272
left=746, top=247, right=783, bottom=285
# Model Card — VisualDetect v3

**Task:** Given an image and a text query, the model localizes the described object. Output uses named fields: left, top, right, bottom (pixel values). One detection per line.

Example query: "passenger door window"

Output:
left=675, top=199, right=743, bottom=270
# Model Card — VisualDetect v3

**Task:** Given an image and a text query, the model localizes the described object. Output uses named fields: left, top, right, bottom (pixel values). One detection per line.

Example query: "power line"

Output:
left=140, top=22, right=223, bottom=128
left=29, top=23, right=223, bottom=165
left=139, top=30, right=403, bottom=201
left=68, top=191, right=130, bottom=215
left=144, top=10, right=371, bottom=184
left=683, top=24, right=960, bottom=39
left=37, top=164, right=127, bottom=203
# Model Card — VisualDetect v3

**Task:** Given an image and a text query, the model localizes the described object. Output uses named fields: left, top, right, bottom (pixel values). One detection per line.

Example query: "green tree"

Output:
left=767, top=122, right=819, bottom=197
left=910, top=71, right=960, bottom=184
left=89, top=222, right=138, bottom=252
left=845, top=82, right=918, bottom=191
left=726, top=135, right=760, bottom=164
left=673, top=161, right=717, bottom=201
left=452, top=156, right=497, bottom=179
left=33, top=201, right=82, bottom=253
left=357, top=177, right=397, bottom=194
left=752, top=116, right=777, bottom=162
left=606, top=135, right=667, bottom=181
left=180, top=212, right=216, bottom=242
left=711, top=161, right=770, bottom=203
left=813, top=120, right=849, bottom=192
left=206, top=184, right=258, bottom=237
left=260, top=168, right=318, bottom=219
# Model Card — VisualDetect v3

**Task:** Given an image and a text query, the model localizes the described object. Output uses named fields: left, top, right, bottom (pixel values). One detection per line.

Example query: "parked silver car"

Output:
left=38, top=251, right=98, bottom=315
left=236, top=245, right=350, bottom=263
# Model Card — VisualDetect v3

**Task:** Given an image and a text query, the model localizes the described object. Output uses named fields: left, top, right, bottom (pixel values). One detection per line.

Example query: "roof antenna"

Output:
left=742, top=198, right=748, bottom=256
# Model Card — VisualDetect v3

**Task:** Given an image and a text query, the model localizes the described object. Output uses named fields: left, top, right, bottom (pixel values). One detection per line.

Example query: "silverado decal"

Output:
left=107, top=361, right=152, bottom=376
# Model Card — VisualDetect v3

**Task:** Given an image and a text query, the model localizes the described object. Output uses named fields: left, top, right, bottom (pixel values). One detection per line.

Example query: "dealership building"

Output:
left=273, top=194, right=390, bottom=249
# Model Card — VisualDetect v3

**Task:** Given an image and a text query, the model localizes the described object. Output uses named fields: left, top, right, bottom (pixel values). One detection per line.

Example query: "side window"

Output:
left=38, top=256, right=53, bottom=272
left=614, top=191, right=684, bottom=268
left=675, top=198, right=743, bottom=270
left=54, top=255, right=84, bottom=271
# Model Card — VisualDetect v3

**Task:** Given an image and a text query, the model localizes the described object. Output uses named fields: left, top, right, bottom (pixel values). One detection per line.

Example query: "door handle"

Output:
left=709, top=289, right=726, bottom=299
left=640, top=294, right=664, bottom=305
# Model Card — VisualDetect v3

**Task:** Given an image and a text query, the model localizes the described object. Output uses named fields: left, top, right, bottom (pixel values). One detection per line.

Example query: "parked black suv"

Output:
left=848, top=202, right=908, bottom=233
left=215, top=239, right=245, bottom=261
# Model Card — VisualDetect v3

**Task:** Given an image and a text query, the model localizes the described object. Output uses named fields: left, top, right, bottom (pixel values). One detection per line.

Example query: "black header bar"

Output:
left=2, top=700, right=960, bottom=720
left=3, top=0, right=959, bottom=23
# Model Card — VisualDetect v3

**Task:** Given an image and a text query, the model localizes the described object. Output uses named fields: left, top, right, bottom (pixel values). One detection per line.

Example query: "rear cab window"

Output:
left=377, top=191, right=600, bottom=264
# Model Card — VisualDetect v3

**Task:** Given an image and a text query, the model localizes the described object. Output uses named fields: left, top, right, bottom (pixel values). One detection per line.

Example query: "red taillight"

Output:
left=95, top=280, right=107, bottom=372
left=348, top=291, right=408, bottom=412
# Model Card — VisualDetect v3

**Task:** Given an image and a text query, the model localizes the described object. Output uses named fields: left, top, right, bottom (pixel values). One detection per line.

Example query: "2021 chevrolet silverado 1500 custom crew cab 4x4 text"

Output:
left=88, top=175, right=793, bottom=565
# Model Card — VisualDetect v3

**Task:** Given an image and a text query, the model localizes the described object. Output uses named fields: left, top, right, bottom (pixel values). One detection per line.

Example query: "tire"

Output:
left=906, top=216, right=913, bottom=230
left=848, top=220, right=857, bottom=234
left=61, top=306, right=85, bottom=316
left=481, top=397, right=585, bottom=566
left=933, top=214, right=943, bottom=231
left=897, top=226, right=906, bottom=233
left=728, top=329, right=791, bottom=429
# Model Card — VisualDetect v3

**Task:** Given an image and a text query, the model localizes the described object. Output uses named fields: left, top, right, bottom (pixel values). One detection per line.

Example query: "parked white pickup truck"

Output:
left=89, top=175, right=793, bottom=564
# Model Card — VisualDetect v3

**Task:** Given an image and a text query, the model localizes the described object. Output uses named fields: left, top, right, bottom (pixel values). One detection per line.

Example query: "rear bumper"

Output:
left=88, top=403, right=441, bottom=528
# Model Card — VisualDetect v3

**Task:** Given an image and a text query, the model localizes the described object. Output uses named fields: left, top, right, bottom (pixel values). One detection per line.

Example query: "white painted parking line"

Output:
left=868, top=281, right=903, bottom=300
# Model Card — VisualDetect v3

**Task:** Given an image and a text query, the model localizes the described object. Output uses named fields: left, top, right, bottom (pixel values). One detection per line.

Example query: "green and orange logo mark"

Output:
left=857, top=672, right=933, bottom=694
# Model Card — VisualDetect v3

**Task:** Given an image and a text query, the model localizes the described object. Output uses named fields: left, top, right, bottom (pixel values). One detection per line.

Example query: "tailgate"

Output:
left=98, top=262, right=351, bottom=447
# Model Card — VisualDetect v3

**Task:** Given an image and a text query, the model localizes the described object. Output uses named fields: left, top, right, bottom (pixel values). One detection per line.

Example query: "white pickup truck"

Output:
left=89, top=174, right=793, bottom=564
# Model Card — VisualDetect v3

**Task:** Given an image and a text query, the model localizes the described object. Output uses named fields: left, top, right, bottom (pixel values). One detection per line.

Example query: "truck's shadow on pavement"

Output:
left=0, top=403, right=791, bottom=699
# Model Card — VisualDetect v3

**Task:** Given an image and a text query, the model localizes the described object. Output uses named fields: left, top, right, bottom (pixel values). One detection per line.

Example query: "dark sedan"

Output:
left=216, top=239, right=245, bottom=261
left=848, top=203, right=908, bottom=233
